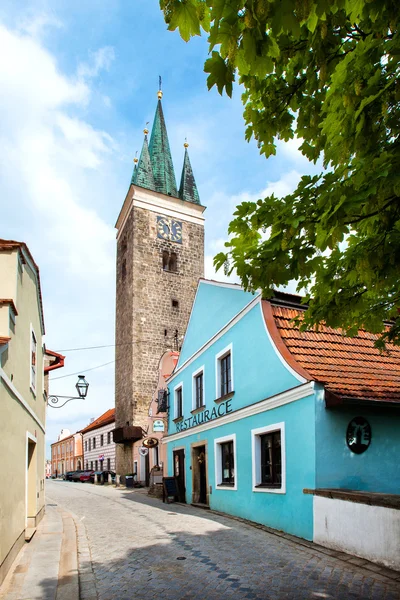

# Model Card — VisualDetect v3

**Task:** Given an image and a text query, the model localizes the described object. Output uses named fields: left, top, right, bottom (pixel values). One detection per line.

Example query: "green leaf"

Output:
left=204, top=51, right=234, bottom=96
left=168, top=1, right=201, bottom=42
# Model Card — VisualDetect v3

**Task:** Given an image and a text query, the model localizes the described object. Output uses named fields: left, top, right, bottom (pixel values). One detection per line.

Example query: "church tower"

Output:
left=114, top=88, right=205, bottom=475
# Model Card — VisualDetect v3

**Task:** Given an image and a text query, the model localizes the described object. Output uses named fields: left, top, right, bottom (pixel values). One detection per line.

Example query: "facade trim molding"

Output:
left=260, top=301, right=309, bottom=383
left=168, top=294, right=262, bottom=383
left=116, top=185, right=205, bottom=239
left=163, top=381, right=315, bottom=444
left=0, top=368, right=45, bottom=433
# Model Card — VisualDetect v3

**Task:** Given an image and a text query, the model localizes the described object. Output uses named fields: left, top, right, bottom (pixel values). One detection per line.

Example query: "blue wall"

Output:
left=177, top=282, right=255, bottom=367
left=167, top=294, right=316, bottom=540
left=170, top=301, right=303, bottom=423
left=168, top=394, right=316, bottom=540
left=315, top=387, right=400, bottom=493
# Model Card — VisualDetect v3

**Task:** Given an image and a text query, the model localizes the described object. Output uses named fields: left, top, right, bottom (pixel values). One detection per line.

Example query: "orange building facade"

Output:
left=51, top=430, right=83, bottom=477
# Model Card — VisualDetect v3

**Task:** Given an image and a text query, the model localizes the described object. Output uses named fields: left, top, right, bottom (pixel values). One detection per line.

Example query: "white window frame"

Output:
left=192, top=365, right=205, bottom=410
left=215, top=343, right=234, bottom=399
left=251, top=422, right=286, bottom=494
left=30, top=325, right=37, bottom=395
left=173, top=382, right=184, bottom=419
left=214, top=433, right=237, bottom=491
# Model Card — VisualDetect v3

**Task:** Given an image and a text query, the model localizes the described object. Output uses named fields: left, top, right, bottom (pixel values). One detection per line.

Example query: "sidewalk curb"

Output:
left=56, top=510, right=79, bottom=600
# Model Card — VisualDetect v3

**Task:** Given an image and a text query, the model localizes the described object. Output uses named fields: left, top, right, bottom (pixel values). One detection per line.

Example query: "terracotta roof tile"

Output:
left=266, top=301, right=400, bottom=404
left=80, top=408, right=115, bottom=433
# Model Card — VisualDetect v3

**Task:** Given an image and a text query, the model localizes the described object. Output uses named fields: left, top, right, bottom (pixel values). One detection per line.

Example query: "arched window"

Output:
left=169, top=252, right=177, bottom=272
left=162, top=250, right=169, bottom=270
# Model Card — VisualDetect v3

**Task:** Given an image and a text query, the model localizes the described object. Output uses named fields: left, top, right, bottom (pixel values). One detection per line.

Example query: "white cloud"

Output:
left=0, top=21, right=119, bottom=450
left=77, top=46, right=115, bottom=80
left=18, top=12, right=63, bottom=38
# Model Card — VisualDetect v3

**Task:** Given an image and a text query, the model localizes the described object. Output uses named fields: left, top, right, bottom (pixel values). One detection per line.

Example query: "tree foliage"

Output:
left=160, top=0, right=400, bottom=346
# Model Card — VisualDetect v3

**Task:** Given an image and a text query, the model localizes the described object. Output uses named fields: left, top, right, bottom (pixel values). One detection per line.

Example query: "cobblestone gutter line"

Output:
left=75, top=517, right=98, bottom=600
left=208, top=507, right=400, bottom=585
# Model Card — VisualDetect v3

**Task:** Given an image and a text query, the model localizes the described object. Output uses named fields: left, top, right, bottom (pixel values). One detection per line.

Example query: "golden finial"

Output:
left=184, top=138, right=189, bottom=149
left=157, top=75, right=163, bottom=99
left=143, top=122, right=149, bottom=136
left=133, top=151, right=138, bottom=164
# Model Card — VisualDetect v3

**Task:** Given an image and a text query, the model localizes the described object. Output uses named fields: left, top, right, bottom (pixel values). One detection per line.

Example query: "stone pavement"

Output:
left=46, top=480, right=400, bottom=600
left=0, top=503, right=78, bottom=600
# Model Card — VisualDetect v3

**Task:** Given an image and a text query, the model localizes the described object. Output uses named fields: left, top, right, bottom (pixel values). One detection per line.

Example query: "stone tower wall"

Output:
left=115, top=202, right=204, bottom=475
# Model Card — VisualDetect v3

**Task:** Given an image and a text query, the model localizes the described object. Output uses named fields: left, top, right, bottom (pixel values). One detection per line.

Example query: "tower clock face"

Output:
left=157, top=216, right=182, bottom=244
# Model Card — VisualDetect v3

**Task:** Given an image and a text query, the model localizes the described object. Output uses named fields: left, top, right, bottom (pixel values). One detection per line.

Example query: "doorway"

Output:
left=173, top=449, right=186, bottom=503
left=140, top=452, right=150, bottom=486
left=192, top=443, right=208, bottom=505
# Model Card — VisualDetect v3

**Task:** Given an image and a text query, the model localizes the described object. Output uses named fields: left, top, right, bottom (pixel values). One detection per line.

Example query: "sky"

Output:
left=0, top=1, right=320, bottom=457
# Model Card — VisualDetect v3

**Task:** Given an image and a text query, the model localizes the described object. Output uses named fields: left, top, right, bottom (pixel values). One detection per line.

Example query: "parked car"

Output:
left=70, top=471, right=83, bottom=482
left=64, top=471, right=76, bottom=481
left=79, top=470, right=94, bottom=482
left=89, top=470, right=116, bottom=484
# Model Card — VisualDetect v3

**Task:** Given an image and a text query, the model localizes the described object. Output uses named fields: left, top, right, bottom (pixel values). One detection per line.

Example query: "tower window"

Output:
left=169, top=252, right=177, bottom=272
left=172, top=299, right=179, bottom=309
left=120, top=236, right=127, bottom=253
left=161, top=250, right=178, bottom=273
left=162, top=250, right=169, bottom=270
left=121, top=259, right=127, bottom=280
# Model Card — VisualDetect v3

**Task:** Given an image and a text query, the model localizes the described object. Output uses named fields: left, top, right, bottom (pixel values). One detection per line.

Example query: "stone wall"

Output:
left=115, top=204, right=204, bottom=475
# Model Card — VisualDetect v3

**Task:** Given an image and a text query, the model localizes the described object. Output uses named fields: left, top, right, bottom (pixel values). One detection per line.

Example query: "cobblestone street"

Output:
left=46, top=481, right=399, bottom=600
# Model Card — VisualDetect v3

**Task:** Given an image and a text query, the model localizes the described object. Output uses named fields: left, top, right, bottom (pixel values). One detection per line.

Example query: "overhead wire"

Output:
left=51, top=360, right=115, bottom=380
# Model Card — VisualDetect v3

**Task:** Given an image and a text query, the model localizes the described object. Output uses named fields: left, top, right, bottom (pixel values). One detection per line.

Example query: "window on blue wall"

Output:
left=260, top=432, right=281, bottom=487
left=215, top=434, right=237, bottom=490
left=220, top=353, right=231, bottom=396
left=175, top=386, right=183, bottom=418
left=195, top=372, right=204, bottom=409
left=221, top=441, right=235, bottom=485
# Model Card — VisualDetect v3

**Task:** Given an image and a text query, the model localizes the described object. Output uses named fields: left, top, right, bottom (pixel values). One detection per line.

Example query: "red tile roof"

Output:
left=80, top=408, right=115, bottom=433
left=44, top=349, right=65, bottom=373
left=263, top=298, right=400, bottom=405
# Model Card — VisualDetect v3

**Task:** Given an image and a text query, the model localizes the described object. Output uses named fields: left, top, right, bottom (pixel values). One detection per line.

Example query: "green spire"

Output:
left=132, top=132, right=155, bottom=190
left=149, top=97, right=178, bottom=197
left=179, top=145, right=201, bottom=204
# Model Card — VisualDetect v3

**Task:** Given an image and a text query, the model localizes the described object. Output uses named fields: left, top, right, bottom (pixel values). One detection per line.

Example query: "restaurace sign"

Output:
left=175, top=399, right=232, bottom=433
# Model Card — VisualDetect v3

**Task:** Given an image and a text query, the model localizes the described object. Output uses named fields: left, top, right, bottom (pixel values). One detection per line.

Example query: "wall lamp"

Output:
left=48, top=375, right=89, bottom=409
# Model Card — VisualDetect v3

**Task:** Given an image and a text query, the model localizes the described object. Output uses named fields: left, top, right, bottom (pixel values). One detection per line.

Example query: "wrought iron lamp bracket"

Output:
left=47, top=395, right=84, bottom=409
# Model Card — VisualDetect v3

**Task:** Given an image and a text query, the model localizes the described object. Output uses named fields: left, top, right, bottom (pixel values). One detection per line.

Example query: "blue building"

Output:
left=164, top=280, right=400, bottom=565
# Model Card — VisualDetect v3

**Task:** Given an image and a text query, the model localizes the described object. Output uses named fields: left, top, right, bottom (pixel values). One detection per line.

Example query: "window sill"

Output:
left=253, top=484, right=285, bottom=494
left=190, top=406, right=205, bottom=415
left=216, top=484, right=237, bottom=491
left=214, top=391, right=235, bottom=404
left=173, top=416, right=183, bottom=423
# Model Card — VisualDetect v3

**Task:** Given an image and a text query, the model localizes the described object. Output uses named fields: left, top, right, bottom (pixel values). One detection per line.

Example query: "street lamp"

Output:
left=48, top=375, right=89, bottom=409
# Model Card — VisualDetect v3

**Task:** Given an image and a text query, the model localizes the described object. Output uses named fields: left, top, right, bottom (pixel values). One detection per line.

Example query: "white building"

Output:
left=81, top=409, right=116, bottom=472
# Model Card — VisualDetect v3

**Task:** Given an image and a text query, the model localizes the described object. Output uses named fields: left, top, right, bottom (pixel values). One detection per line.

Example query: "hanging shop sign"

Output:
left=175, top=399, right=233, bottom=433
left=138, top=447, right=149, bottom=456
left=98, top=454, right=105, bottom=461
left=346, top=416, right=371, bottom=454
left=153, top=419, right=165, bottom=433
left=142, top=437, right=159, bottom=449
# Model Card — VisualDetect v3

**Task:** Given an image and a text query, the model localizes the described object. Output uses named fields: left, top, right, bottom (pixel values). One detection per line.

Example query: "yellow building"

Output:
left=0, top=239, right=63, bottom=585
